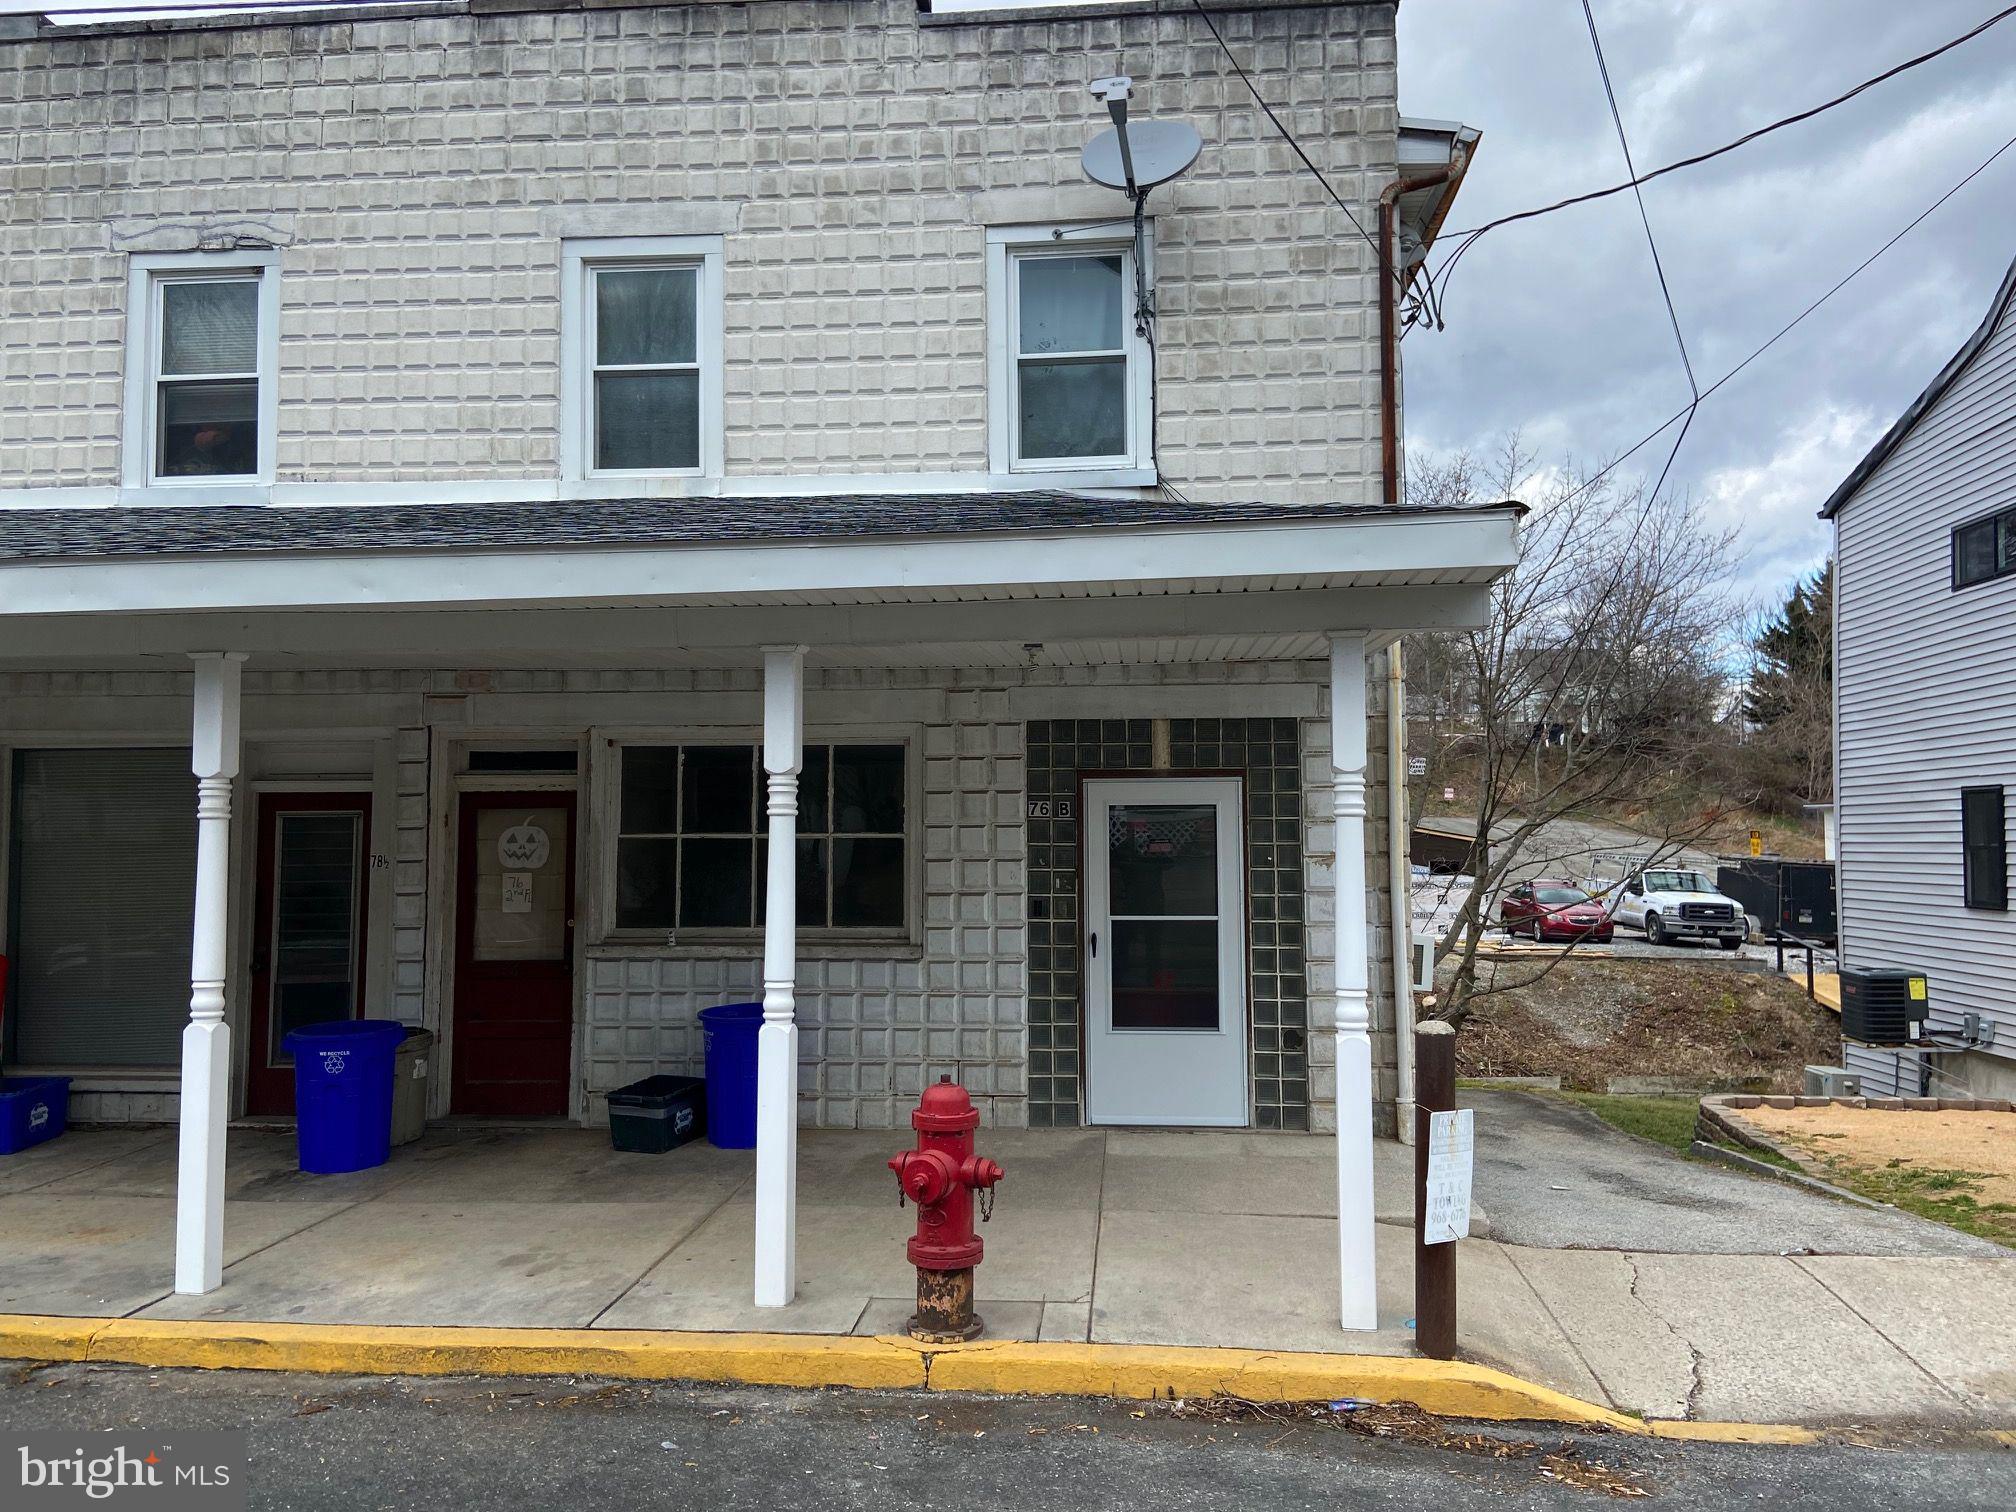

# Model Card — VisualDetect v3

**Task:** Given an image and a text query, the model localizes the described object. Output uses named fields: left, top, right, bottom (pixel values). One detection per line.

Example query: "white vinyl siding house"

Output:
left=1823, top=255, right=2016, bottom=1099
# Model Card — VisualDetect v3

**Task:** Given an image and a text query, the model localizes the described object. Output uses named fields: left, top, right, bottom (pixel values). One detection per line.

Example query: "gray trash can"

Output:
left=391, top=1028, right=434, bottom=1147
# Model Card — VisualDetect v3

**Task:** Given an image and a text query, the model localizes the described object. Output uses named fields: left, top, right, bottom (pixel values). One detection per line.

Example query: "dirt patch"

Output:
left=1443, top=957, right=1839, bottom=1093
left=1742, top=1106, right=2016, bottom=1208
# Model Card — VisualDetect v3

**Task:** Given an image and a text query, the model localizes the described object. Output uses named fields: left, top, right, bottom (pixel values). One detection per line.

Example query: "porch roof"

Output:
left=0, top=493, right=1522, bottom=667
left=0, top=492, right=1509, bottom=562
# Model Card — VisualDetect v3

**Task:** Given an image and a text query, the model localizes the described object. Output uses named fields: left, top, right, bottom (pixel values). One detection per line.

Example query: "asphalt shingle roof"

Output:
left=0, top=492, right=1508, bottom=563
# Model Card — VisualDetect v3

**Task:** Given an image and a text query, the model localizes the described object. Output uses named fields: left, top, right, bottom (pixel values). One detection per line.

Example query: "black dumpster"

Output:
left=1715, top=857, right=1837, bottom=944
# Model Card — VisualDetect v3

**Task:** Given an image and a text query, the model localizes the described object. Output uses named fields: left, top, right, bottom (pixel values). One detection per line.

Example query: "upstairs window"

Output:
left=613, top=742, right=908, bottom=937
left=124, top=251, right=279, bottom=487
left=1962, top=786, right=2008, bottom=911
left=987, top=226, right=1153, bottom=475
left=561, top=237, right=723, bottom=481
left=1954, top=506, right=2016, bottom=589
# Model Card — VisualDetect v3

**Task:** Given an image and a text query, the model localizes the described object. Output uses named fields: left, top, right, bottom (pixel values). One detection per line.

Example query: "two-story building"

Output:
left=0, top=0, right=1511, bottom=1324
left=1822, top=253, right=2016, bottom=1101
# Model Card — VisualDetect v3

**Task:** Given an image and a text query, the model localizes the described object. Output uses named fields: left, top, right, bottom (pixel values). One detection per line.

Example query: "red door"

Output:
left=451, top=791, right=576, bottom=1116
left=246, top=793, right=373, bottom=1116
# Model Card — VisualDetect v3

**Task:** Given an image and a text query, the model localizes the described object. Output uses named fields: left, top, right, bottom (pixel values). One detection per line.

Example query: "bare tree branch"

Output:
left=1404, top=440, right=1744, bottom=1027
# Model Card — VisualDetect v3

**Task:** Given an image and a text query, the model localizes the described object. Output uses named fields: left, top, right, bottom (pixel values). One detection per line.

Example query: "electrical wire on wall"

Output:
left=1188, top=0, right=1422, bottom=313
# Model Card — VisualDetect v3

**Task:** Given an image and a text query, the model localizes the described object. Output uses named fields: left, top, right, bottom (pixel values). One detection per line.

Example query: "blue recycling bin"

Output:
left=285, top=1019, right=407, bottom=1174
left=697, top=1003, right=763, bottom=1149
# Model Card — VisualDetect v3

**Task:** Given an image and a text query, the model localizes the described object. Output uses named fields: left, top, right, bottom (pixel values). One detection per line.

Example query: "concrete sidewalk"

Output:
left=3, top=1116, right=2013, bottom=1426
left=0, top=1124, right=1442, bottom=1351
left=1457, top=1090, right=2015, bottom=1425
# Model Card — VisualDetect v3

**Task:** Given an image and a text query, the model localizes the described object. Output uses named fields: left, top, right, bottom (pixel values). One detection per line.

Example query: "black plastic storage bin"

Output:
left=608, top=1075, right=707, bottom=1154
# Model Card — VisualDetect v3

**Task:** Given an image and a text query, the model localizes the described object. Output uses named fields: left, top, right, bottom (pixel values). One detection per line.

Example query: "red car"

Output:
left=1498, top=879, right=1614, bottom=943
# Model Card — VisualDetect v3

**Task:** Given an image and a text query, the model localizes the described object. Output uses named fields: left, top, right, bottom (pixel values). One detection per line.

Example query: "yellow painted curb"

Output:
left=81, top=1319, right=926, bottom=1391
left=0, top=1312, right=1920, bottom=1446
left=1647, top=1420, right=1822, bottom=1445
left=0, top=1315, right=103, bottom=1364
left=920, top=1339, right=1644, bottom=1429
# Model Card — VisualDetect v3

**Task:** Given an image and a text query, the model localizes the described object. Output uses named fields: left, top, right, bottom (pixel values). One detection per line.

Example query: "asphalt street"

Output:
left=2, top=1363, right=2011, bottom=1511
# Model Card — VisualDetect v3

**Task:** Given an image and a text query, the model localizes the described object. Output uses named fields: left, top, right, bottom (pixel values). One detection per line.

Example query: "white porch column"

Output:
left=175, top=651, right=246, bottom=1295
left=754, top=645, right=806, bottom=1308
left=1329, top=633, right=1379, bottom=1331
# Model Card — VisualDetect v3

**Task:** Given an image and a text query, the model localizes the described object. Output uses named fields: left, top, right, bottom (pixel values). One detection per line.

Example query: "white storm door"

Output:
left=1084, top=778, right=1248, bottom=1126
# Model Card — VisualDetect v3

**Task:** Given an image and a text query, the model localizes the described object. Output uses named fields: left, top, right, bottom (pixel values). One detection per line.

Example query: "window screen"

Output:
left=7, top=750, right=196, bottom=1066
left=155, top=277, right=261, bottom=479
left=1962, top=786, right=2008, bottom=911
left=615, top=743, right=906, bottom=933
left=1014, top=252, right=1129, bottom=462
left=592, top=264, right=701, bottom=472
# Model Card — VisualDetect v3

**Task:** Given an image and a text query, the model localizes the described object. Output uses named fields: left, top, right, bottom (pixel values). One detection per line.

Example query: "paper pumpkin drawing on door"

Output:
left=496, top=819, right=551, bottom=870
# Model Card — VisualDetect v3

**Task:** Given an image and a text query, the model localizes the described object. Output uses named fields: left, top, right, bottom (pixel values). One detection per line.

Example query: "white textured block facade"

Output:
left=0, top=0, right=1396, bottom=503
left=0, top=659, right=1393, bottom=1132
left=0, top=2, right=1422, bottom=1141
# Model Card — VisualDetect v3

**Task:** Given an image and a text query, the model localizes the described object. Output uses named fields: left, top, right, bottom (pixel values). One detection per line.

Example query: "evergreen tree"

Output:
left=1744, top=561, right=1833, bottom=728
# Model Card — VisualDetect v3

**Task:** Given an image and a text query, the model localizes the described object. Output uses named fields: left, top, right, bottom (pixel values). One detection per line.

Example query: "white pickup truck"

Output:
left=1583, top=864, right=1747, bottom=950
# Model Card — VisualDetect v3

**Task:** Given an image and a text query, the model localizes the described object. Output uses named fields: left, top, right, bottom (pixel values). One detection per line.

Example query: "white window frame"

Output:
left=986, top=222, right=1155, bottom=476
left=122, top=250, right=281, bottom=490
left=560, top=236, right=725, bottom=484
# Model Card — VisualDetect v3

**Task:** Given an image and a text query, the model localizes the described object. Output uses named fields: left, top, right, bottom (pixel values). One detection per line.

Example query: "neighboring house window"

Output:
left=561, top=237, right=724, bottom=481
left=1953, top=505, right=2016, bottom=588
left=123, top=251, right=280, bottom=487
left=986, top=225, right=1154, bottom=474
left=613, top=743, right=907, bottom=935
left=1962, top=786, right=2008, bottom=911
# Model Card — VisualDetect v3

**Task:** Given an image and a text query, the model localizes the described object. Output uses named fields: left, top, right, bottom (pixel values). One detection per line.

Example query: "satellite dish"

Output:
left=1082, top=118, right=1204, bottom=194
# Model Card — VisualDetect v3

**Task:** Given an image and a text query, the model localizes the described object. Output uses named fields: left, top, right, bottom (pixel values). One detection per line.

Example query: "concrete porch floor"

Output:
left=0, top=1125, right=1452, bottom=1355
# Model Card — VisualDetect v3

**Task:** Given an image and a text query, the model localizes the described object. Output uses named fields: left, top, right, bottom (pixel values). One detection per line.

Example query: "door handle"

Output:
left=1089, top=931, right=1098, bottom=959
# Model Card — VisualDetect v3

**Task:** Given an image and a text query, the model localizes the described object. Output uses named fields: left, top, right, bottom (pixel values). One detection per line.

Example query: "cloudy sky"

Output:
left=22, top=0, right=2016, bottom=604
left=1395, top=0, right=2016, bottom=603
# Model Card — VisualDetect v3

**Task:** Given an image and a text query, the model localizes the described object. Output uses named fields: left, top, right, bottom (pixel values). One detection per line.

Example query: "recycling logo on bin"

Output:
left=320, top=1050, right=349, bottom=1075
left=28, top=1102, right=48, bottom=1130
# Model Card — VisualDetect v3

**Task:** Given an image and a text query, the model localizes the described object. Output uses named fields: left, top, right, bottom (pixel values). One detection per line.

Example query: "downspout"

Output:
left=1387, top=639, right=1415, bottom=1143
left=1376, top=167, right=1457, bottom=509
left=1378, top=166, right=1458, bottom=1144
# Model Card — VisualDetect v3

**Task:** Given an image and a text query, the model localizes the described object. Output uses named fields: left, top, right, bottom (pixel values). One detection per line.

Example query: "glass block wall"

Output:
left=1023, top=718, right=1309, bottom=1128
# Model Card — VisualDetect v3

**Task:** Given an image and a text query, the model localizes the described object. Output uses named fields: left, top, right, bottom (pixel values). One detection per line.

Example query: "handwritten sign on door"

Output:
left=500, top=872, right=534, bottom=915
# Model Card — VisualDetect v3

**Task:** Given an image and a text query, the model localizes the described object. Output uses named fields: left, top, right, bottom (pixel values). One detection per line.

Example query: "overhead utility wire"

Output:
left=1580, top=0, right=1698, bottom=507
left=1427, top=2, right=2016, bottom=310
left=1543, top=130, right=2016, bottom=516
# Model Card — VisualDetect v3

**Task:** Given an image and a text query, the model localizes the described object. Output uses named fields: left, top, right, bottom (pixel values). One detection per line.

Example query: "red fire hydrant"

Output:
left=888, top=1076, right=1004, bottom=1342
